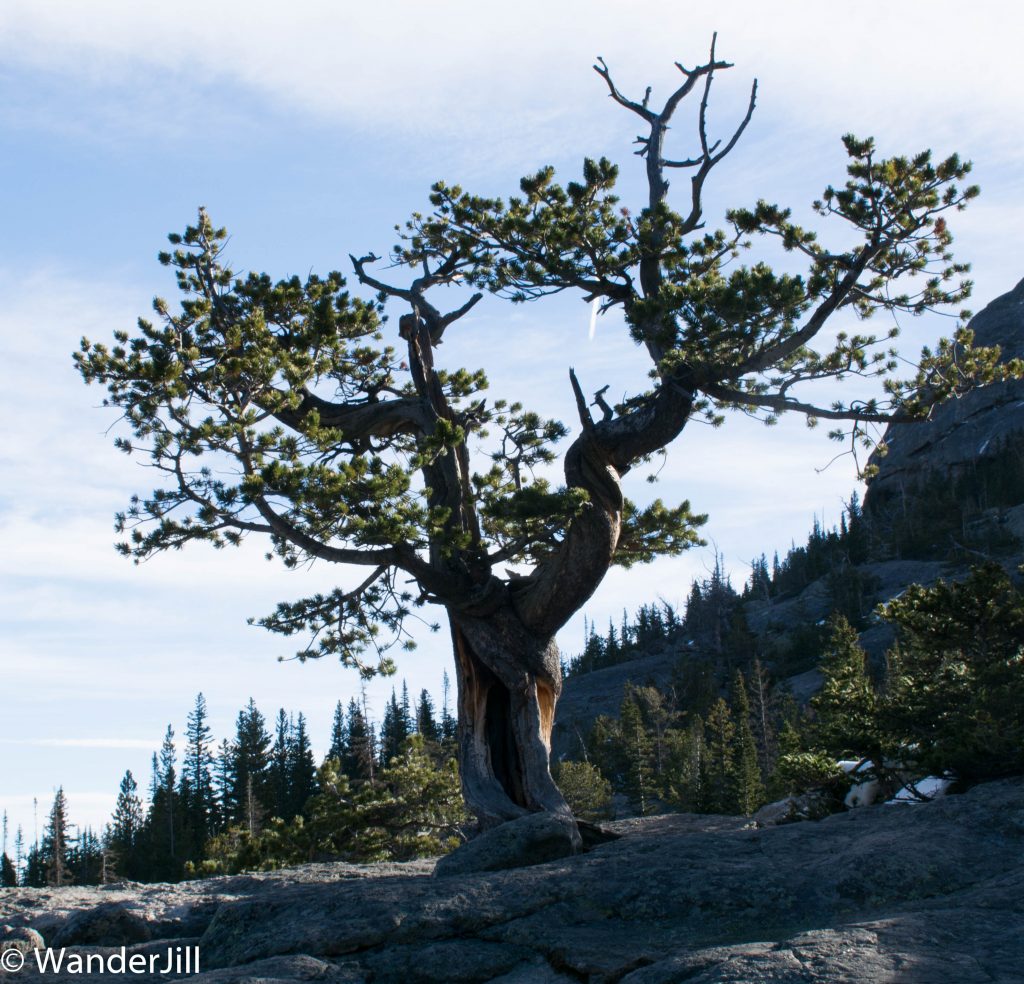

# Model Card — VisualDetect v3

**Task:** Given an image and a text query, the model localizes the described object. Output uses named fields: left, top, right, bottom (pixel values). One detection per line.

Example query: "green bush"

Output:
left=880, top=564, right=1024, bottom=781
left=769, top=751, right=847, bottom=799
left=193, top=736, right=468, bottom=875
left=553, top=760, right=614, bottom=820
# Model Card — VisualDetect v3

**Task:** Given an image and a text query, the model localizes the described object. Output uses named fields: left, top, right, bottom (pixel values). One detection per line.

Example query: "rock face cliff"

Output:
left=865, top=275, right=1024, bottom=505
left=2, top=778, right=1024, bottom=983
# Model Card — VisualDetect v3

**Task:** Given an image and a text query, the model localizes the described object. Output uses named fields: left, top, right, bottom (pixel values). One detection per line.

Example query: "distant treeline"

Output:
left=559, top=564, right=1024, bottom=821
left=565, top=433, right=1024, bottom=685
left=2, top=677, right=460, bottom=887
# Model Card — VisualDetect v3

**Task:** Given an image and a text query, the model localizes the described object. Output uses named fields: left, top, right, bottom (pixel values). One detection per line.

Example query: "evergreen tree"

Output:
left=1, top=852, right=16, bottom=887
left=552, top=761, right=613, bottom=821
left=731, top=671, right=766, bottom=815
left=212, top=739, right=234, bottom=832
left=77, top=44, right=1008, bottom=826
left=400, top=681, right=412, bottom=735
left=618, top=689, right=655, bottom=815
left=69, top=827, right=104, bottom=885
left=201, top=737, right=468, bottom=874
left=879, top=564, right=1024, bottom=780
left=703, top=699, right=736, bottom=814
left=147, top=725, right=182, bottom=880
left=327, top=700, right=347, bottom=763
left=812, top=615, right=879, bottom=760
left=14, top=826, right=24, bottom=886
left=746, top=659, right=777, bottom=776
left=43, top=787, right=71, bottom=886
left=440, top=672, right=457, bottom=747
left=663, top=715, right=708, bottom=813
left=343, top=698, right=376, bottom=782
left=378, top=688, right=409, bottom=767
left=23, top=844, right=46, bottom=888
left=415, top=689, right=440, bottom=744
left=230, top=699, right=272, bottom=832
left=270, top=708, right=292, bottom=820
left=182, top=692, right=215, bottom=857
left=109, top=770, right=144, bottom=880
left=287, top=713, right=318, bottom=818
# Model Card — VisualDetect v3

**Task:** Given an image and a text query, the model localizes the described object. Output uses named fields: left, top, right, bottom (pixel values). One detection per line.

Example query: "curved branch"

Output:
left=703, top=382, right=912, bottom=423
left=266, top=387, right=432, bottom=440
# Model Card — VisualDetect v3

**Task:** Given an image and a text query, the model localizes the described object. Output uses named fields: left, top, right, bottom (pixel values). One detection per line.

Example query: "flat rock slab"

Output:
left=2, top=780, right=1023, bottom=982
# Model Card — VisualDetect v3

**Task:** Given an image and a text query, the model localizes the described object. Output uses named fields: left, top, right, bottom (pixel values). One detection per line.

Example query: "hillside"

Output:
left=553, top=277, right=1024, bottom=755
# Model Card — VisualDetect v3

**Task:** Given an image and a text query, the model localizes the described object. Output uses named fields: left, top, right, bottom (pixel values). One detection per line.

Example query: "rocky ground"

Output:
left=3, top=778, right=1024, bottom=983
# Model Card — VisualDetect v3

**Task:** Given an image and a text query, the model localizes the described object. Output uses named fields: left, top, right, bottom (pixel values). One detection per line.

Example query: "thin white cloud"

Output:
left=0, top=1, right=1020, bottom=172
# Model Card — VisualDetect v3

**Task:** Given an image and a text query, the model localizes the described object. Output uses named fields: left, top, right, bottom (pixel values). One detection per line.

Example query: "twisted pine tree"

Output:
left=76, top=39, right=1020, bottom=829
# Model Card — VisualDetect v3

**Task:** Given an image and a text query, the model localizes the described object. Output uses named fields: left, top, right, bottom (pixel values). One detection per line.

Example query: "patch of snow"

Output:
left=887, top=775, right=954, bottom=804
left=841, top=759, right=881, bottom=808
left=845, top=778, right=882, bottom=809
left=978, top=438, right=991, bottom=455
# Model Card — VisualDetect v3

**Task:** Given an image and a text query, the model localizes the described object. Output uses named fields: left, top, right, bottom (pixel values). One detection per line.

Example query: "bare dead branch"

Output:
left=569, top=367, right=595, bottom=432
left=593, top=56, right=656, bottom=123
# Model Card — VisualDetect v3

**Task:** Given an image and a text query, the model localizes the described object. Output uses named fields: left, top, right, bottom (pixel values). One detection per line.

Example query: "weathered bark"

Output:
left=448, top=605, right=577, bottom=839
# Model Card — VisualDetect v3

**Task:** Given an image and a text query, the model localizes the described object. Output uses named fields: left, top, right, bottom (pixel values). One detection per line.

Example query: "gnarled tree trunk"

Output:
left=448, top=606, right=573, bottom=830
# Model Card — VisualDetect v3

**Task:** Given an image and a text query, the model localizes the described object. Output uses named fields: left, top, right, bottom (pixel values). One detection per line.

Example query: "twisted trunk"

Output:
left=448, top=604, right=576, bottom=833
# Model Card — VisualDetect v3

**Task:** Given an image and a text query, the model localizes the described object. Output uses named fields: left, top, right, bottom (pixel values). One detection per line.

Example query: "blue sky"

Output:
left=2, top=1, right=1022, bottom=849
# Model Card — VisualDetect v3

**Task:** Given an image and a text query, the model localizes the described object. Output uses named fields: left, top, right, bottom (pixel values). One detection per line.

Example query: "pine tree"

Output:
left=14, top=826, right=25, bottom=886
left=1, top=852, right=16, bottom=887
left=109, top=770, right=144, bottom=880
left=747, top=659, right=777, bottom=776
left=43, top=787, right=71, bottom=886
left=400, top=681, right=412, bottom=735
left=379, top=688, right=409, bottom=767
left=182, top=693, right=215, bottom=858
left=731, top=671, right=766, bottom=815
left=703, top=699, right=737, bottom=814
left=212, top=739, right=235, bottom=832
left=270, top=709, right=292, bottom=820
left=287, top=713, right=318, bottom=818
left=343, top=698, right=376, bottom=782
left=327, top=700, right=347, bottom=762
left=23, top=843, right=46, bottom=887
left=618, top=689, right=654, bottom=815
left=440, top=672, right=457, bottom=748
left=812, top=615, right=878, bottom=760
left=415, top=689, right=440, bottom=744
left=552, top=761, right=613, bottom=821
left=146, top=725, right=182, bottom=880
left=69, top=827, right=104, bottom=886
left=230, top=699, right=272, bottom=831
left=663, top=715, right=708, bottom=813
left=879, top=564, right=1024, bottom=780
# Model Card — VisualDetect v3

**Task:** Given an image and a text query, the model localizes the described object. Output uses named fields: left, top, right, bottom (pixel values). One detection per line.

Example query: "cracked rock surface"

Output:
left=2, top=778, right=1023, bottom=982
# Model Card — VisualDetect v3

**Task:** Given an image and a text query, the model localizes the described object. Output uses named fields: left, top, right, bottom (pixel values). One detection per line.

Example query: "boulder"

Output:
left=49, top=901, right=152, bottom=948
left=753, top=790, right=834, bottom=825
left=433, top=811, right=580, bottom=877
left=0, top=924, right=44, bottom=954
